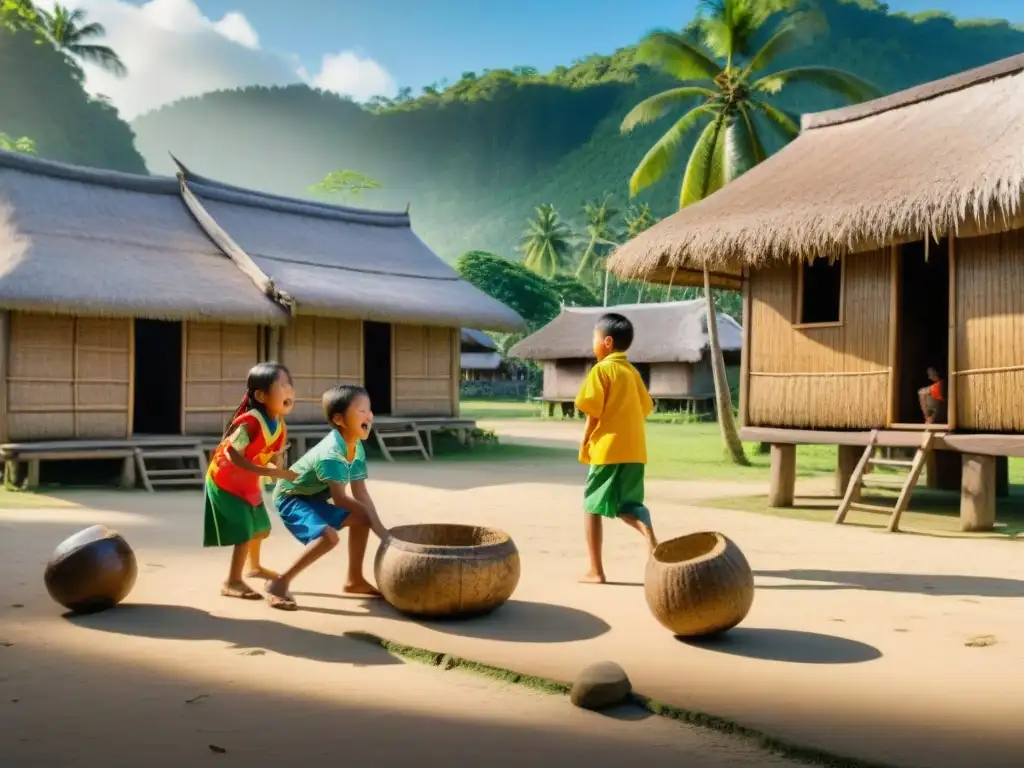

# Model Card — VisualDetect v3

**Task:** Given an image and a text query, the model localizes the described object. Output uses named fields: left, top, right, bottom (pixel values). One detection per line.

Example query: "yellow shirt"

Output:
left=574, top=352, right=654, bottom=465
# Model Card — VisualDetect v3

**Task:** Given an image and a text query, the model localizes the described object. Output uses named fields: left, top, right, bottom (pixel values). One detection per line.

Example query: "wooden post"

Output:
left=960, top=453, right=995, bottom=532
left=180, top=321, right=188, bottom=435
left=887, top=245, right=899, bottom=426
left=126, top=319, right=136, bottom=438
left=836, top=445, right=861, bottom=501
left=0, top=310, right=8, bottom=445
left=119, top=455, right=137, bottom=489
left=267, top=326, right=281, bottom=361
left=768, top=444, right=796, bottom=507
left=739, top=270, right=751, bottom=427
left=996, top=455, right=1009, bottom=499
left=947, top=237, right=958, bottom=429
left=450, top=327, right=460, bottom=418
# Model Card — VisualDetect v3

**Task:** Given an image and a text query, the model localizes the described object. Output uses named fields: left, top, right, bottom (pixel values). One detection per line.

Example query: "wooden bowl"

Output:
left=374, top=524, right=520, bottom=618
left=644, top=531, right=753, bottom=638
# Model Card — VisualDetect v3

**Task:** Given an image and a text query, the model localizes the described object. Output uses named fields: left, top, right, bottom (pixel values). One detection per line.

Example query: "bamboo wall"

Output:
left=542, top=360, right=590, bottom=400
left=393, top=324, right=457, bottom=417
left=183, top=322, right=262, bottom=435
left=747, top=249, right=891, bottom=428
left=6, top=312, right=131, bottom=441
left=279, top=316, right=362, bottom=423
left=954, top=229, right=1024, bottom=432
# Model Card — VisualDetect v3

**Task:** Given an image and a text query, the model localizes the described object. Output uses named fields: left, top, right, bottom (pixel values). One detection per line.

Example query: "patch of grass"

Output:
left=460, top=398, right=544, bottom=420
left=704, top=487, right=1024, bottom=540
left=348, top=631, right=894, bottom=768
left=0, top=487, right=81, bottom=508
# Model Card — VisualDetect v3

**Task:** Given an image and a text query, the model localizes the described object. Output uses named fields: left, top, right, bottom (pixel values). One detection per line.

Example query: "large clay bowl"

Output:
left=44, top=525, right=138, bottom=615
left=644, top=531, right=753, bottom=638
left=374, top=524, right=520, bottom=618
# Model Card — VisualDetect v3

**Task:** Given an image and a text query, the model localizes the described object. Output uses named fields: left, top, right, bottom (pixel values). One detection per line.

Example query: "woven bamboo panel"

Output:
left=747, top=250, right=890, bottom=428
left=280, top=316, right=361, bottom=424
left=6, top=313, right=130, bottom=440
left=648, top=362, right=695, bottom=398
left=394, top=324, right=454, bottom=416
left=183, top=322, right=260, bottom=435
left=542, top=360, right=590, bottom=399
left=955, top=229, right=1024, bottom=431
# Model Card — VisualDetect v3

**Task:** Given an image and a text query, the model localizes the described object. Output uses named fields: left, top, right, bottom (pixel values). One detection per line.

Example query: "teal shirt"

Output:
left=273, top=430, right=368, bottom=500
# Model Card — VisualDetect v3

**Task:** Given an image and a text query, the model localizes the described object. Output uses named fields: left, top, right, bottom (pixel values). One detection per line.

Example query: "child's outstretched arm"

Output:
left=328, top=480, right=389, bottom=540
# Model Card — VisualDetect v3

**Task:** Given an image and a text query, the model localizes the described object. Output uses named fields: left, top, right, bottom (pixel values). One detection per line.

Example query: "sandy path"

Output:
left=1, top=423, right=1022, bottom=768
left=0, top=522, right=800, bottom=766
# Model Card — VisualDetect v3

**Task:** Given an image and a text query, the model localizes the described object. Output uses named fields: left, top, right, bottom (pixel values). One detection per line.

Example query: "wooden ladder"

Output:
left=834, top=430, right=935, bottom=533
left=372, top=424, right=430, bottom=462
left=134, top=445, right=208, bottom=492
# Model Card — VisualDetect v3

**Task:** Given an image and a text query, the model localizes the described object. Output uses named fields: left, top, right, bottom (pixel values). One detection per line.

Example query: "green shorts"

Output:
left=203, top=477, right=272, bottom=547
left=583, top=463, right=651, bottom=527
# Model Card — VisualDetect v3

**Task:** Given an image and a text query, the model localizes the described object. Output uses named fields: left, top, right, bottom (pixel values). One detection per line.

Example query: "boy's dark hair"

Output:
left=322, top=384, right=370, bottom=425
left=223, top=362, right=292, bottom=437
left=596, top=312, right=634, bottom=352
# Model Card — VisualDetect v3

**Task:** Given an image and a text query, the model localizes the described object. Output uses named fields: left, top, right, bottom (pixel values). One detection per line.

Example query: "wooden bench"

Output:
left=0, top=437, right=209, bottom=491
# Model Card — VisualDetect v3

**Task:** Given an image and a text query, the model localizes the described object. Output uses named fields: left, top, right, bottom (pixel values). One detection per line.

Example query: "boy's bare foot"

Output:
left=579, top=571, right=607, bottom=584
left=343, top=579, right=382, bottom=597
left=246, top=567, right=280, bottom=581
left=265, top=579, right=298, bottom=611
left=220, top=580, right=262, bottom=600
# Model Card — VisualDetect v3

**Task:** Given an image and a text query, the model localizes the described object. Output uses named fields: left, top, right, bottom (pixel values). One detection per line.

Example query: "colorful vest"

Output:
left=207, top=410, right=287, bottom=506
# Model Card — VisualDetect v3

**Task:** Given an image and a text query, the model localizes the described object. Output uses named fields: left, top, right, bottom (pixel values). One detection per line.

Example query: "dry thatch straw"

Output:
left=608, top=54, right=1024, bottom=283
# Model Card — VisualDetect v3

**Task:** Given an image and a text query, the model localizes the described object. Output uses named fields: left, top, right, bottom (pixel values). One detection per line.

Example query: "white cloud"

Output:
left=36, top=0, right=395, bottom=119
left=312, top=51, right=397, bottom=103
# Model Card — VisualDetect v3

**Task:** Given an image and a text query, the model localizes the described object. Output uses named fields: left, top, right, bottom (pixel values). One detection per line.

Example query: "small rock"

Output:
left=570, top=661, right=631, bottom=711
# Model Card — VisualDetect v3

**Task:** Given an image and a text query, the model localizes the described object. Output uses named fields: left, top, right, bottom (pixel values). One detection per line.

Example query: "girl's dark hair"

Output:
left=223, top=362, right=292, bottom=437
left=322, top=384, right=370, bottom=425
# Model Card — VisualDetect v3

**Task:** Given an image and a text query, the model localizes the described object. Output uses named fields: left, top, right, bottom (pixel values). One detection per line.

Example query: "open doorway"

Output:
left=132, top=319, right=183, bottom=435
left=363, top=321, right=392, bottom=416
left=894, top=239, right=949, bottom=425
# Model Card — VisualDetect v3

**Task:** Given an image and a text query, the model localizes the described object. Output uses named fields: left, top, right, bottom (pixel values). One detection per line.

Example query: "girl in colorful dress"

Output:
left=204, top=362, right=298, bottom=600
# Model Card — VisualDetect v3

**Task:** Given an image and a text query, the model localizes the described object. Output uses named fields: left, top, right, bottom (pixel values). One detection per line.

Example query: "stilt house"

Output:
left=0, top=150, right=523, bottom=487
left=609, top=54, right=1024, bottom=533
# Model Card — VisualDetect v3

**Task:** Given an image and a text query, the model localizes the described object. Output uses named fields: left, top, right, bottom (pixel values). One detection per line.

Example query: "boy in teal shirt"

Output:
left=265, top=384, right=389, bottom=611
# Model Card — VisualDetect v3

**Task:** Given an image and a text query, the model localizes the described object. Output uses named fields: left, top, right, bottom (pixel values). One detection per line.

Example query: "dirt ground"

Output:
left=2, top=419, right=1024, bottom=768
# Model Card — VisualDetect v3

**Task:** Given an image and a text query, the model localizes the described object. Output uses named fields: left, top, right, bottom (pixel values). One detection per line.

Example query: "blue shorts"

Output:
left=274, top=492, right=350, bottom=545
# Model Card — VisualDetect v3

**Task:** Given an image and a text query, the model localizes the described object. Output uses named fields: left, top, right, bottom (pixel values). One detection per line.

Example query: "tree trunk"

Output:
left=704, top=267, right=749, bottom=466
left=603, top=270, right=610, bottom=306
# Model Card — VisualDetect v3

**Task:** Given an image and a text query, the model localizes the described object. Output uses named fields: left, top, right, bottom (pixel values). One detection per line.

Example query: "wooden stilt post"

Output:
left=836, top=445, right=861, bottom=501
left=768, top=444, right=796, bottom=508
left=960, top=453, right=995, bottom=532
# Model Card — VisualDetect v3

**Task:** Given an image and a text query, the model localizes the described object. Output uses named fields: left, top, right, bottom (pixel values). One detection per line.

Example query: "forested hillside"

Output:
left=129, top=0, right=1024, bottom=261
left=0, top=26, right=146, bottom=173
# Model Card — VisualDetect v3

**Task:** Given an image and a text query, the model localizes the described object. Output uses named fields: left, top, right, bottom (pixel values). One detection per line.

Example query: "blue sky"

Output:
left=171, top=0, right=1022, bottom=91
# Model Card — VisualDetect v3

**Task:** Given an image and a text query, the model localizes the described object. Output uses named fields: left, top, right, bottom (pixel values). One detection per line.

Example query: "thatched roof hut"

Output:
left=0, top=149, right=524, bottom=445
left=509, top=301, right=740, bottom=403
left=608, top=53, right=1024, bottom=283
left=605, top=54, right=1024, bottom=530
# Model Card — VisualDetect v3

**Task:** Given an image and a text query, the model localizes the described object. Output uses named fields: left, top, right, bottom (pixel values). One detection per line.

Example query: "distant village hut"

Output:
left=460, top=329, right=504, bottom=381
left=0, top=150, right=523, bottom=487
left=608, top=54, right=1024, bottom=533
left=509, top=301, right=741, bottom=417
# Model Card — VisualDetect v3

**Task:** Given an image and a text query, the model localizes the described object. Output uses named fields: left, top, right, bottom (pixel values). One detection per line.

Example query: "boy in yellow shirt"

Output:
left=574, top=312, right=657, bottom=584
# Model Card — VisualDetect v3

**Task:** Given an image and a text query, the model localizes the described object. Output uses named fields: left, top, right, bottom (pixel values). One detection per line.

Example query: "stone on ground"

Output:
left=570, top=661, right=632, bottom=710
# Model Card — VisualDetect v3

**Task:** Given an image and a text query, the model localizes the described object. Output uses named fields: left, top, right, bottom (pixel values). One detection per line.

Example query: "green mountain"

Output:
left=128, top=0, right=1024, bottom=261
left=0, top=26, right=147, bottom=173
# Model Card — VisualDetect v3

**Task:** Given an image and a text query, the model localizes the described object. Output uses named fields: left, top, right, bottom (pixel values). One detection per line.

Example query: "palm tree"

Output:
left=35, top=4, right=127, bottom=77
left=521, top=203, right=574, bottom=278
left=576, top=195, right=621, bottom=308
left=621, top=0, right=879, bottom=465
left=0, top=133, right=35, bottom=153
left=624, top=203, right=656, bottom=239
left=310, top=169, right=382, bottom=199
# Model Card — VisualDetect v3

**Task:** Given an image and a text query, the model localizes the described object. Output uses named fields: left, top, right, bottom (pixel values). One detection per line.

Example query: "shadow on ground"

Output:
left=65, top=603, right=403, bottom=666
left=292, top=595, right=612, bottom=643
left=681, top=627, right=882, bottom=665
left=755, top=569, right=1024, bottom=598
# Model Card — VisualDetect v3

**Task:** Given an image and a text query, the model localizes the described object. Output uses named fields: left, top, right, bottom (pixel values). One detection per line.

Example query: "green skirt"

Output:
left=203, top=477, right=272, bottom=548
left=583, top=463, right=652, bottom=527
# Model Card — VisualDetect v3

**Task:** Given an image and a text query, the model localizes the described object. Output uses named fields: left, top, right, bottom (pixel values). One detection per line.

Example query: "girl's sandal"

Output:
left=221, top=583, right=263, bottom=600
left=266, top=592, right=298, bottom=611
